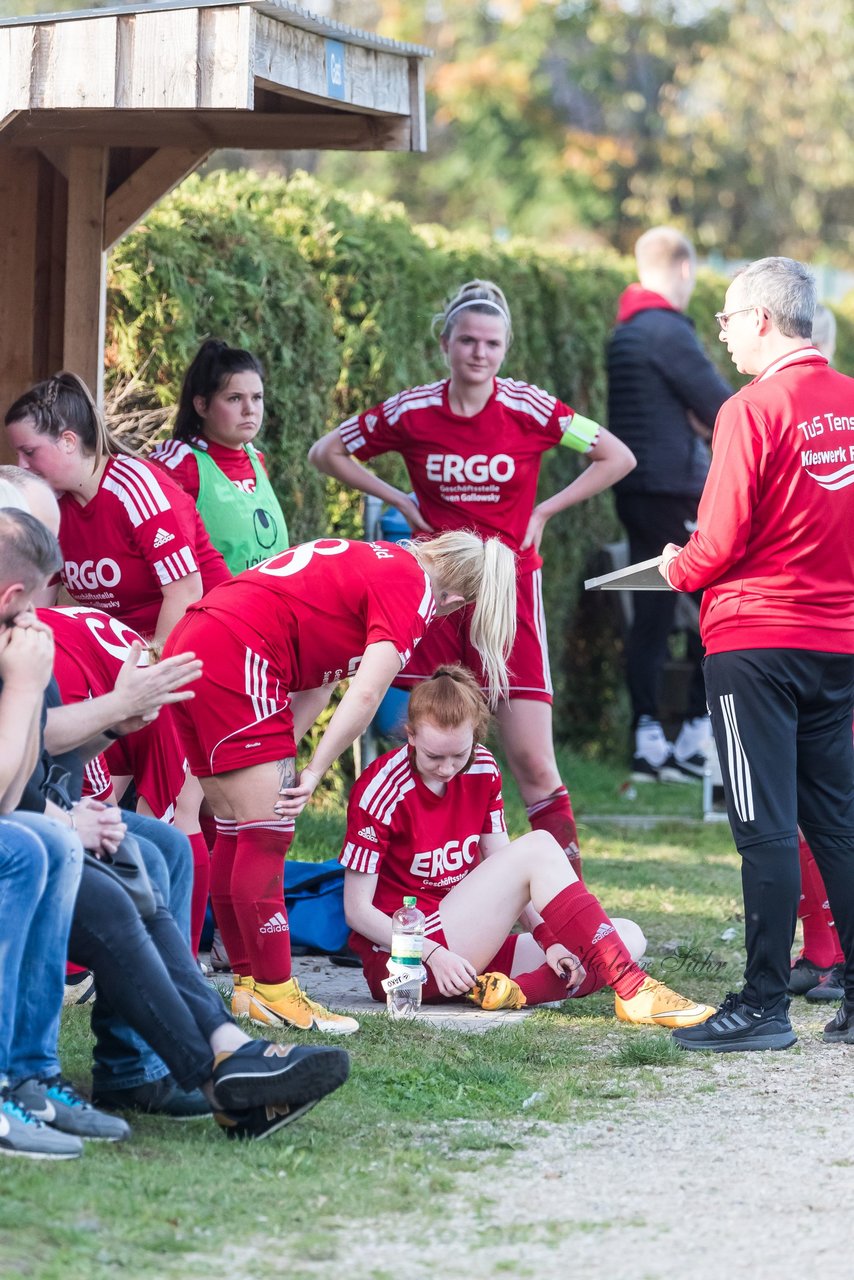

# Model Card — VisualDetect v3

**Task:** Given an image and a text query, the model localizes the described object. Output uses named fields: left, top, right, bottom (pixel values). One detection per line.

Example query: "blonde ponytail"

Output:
left=409, top=531, right=516, bottom=707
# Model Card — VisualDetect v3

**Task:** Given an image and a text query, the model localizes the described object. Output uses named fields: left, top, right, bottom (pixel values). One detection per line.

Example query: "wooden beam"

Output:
left=4, top=108, right=411, bottom=152
left=0, top=26, right=33, bottom=124
left=63, top=147, right=108, bottom=403
left=253, top=14, right=410, bottom=116
left=407, top=56, right=427, bottom=153
left=104, top=147, right=208, bottom=249
left=123, top=8, right=200, bottom=110
left=33, top=156, right=69, bottom=385
left=38, top=146, right=70, bottom=180
left=198, top=5, right=254, bottom=109
left=30, top=17, right=118, bottom=110
left=0, top=148, right=40, bottom=454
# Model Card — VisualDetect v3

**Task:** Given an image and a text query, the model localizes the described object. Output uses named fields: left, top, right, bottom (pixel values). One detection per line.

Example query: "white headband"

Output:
left=444, top=298, right=510, bottom=328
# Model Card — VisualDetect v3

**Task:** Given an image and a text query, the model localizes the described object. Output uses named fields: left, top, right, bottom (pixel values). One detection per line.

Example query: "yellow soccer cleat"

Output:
left=231, top=974, right=254, bottom=1018
left=614, top=977, right=715, bottom=1028
left=468, top=972, right=527, bottom=1011
left=248, top=977, right=360, bottom=1035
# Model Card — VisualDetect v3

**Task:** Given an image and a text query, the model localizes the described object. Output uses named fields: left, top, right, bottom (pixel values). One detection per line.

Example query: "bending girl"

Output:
left=163, top=532, right=517, bottom=1035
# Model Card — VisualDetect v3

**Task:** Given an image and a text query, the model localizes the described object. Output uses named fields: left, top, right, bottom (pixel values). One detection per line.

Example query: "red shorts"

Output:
left=163, top=611, right=295, bottom=778
left=108, top=709, right=187, bottom=821
left=351, top=925, right=520, bottom=1004
left=82, top=710, right=187, bottom=821
left=395, top=568, right=552, bottom=704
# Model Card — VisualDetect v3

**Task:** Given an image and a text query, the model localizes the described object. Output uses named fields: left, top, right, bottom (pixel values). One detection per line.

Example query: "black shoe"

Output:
left=629, top=755, right=661, bottom=784
left=92, top=1075, right=211, bottom=1119
left=788, top=956, right=835, bottom=995
left=672, top=992, right=798, bottom=1053
left=805, top=964, right=845, bottom=1003
left=823, top=1001, right=854, bottom=1044
left=215, top=1099, right=318, bottom=1141
left=658, top=752, right=702, bottom=785
left=212, top=1040, right=350, bottom=1113
left=12, top=1077, right=130, bottom=1142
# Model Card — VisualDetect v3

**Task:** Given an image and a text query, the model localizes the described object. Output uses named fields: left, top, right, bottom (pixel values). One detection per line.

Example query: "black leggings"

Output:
left=68, top=863, right=232, bottom=1093
left=705, top=648, right=854, bottom=1009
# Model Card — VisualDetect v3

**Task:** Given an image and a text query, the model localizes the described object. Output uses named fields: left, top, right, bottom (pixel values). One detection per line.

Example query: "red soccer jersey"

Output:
left=668, top=348, right=854, bottom=654
left=57, top=455, right=229, bottom=639
left=189, top=538, right=436, bottom=689
left=150, top=435, right=270, bottom=501
left=339, top=743, right=506, bottom=925
left=39, top=605, right=187, bottom=819
left=339, top=377, right=587, bottom=573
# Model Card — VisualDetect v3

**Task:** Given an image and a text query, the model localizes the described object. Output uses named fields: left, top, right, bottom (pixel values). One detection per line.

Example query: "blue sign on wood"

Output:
left=325, top=39, right=346, bottom=100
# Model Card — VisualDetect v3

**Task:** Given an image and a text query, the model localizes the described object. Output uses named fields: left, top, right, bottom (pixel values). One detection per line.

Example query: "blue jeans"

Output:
left=0, top=812, right=83, bottom=1086
left=87, top=813, right=194, bottom=1092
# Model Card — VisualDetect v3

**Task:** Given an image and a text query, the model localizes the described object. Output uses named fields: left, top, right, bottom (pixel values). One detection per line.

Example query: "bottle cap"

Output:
left=403, top=895, right=416, bottom=907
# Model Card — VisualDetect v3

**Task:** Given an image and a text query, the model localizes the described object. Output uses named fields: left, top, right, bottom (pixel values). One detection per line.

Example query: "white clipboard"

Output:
left=584, top=555, right=673, bottom=592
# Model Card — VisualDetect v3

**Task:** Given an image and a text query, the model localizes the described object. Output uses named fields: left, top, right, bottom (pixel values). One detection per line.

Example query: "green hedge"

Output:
left=107, top=171, right=737, bottom=752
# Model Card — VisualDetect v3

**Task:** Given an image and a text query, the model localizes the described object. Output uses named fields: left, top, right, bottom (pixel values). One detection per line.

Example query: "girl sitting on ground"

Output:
left=340, top=665, right=714, bottom=1026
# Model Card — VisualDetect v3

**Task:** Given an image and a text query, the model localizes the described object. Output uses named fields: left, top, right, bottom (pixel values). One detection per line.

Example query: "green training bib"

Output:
left=195, top=443, right=289, bottom=574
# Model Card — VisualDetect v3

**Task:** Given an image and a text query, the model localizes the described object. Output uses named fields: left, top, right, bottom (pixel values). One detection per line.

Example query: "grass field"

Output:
left=0, top=750, right=745, bottom=1280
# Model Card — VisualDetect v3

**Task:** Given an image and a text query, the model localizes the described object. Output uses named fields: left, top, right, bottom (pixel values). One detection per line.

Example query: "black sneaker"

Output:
left=92, top=1075, right=211, bottom=1120
left=658, top=752, right=703, bottom=784
left=823, top=1001, right=854, bottom=1044
left=0, top=1089, right=83, bottom=1160
left=212, top=1040, right=350, bottom=1113
left=12, top=1077, right=130, bottom=1142
left=629, top=755, right=661, bottom=784
left=788, top=956, right=835, bottom=995
left=214, top=1098, right=318, bottom=1141
left=672, top=991, right=798, bottom=1052
left=805, top=964, right=845, bottom=1003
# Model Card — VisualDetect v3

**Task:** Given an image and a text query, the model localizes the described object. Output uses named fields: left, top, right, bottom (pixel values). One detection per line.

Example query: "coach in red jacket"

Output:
left=659, top=256, right=854, bottom=1053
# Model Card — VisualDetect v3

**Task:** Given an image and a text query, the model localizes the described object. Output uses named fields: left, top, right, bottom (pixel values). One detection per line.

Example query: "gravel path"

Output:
left=286, top=1001, right=854, bottom=1280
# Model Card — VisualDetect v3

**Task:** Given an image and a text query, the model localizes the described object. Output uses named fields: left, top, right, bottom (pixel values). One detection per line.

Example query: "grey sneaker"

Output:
left=0, top=1088, right=83, bottom=1160
left=823, top=1000, right=854, bottom=1044
left=805, top=964, right=845, bottom=1003
left=12, top=1077, right=131, bottom=1142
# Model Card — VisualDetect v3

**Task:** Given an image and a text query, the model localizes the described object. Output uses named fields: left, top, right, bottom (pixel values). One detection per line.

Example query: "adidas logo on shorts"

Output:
left=153, top=527, right=175, bottom=548
left=260, top=912, right=289, bottom=935
left=358, top=824, right=378, bottom=843
left=592, top=922, right=616, bottom=944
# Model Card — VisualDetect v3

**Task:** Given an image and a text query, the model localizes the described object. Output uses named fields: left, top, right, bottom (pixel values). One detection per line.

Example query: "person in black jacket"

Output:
left=606, top=227, right=733, bottom=781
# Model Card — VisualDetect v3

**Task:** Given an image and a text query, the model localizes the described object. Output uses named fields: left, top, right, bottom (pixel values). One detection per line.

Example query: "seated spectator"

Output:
left=341, top=666, right=714, bottom=1026
left=1, top=466, right=209, bottom=1116
left=0, top=506, right=125, bottom=1157
left=0, top=507, right=349, bottom=1142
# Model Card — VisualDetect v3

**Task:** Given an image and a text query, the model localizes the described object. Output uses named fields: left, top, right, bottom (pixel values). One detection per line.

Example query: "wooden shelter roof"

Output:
left=0, top=1, right=430, bottom=432
left=0, top=1, right=430, bottom=154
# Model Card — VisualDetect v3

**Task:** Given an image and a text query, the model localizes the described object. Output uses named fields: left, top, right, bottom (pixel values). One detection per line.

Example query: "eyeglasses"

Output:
left=714, top=306, right=754, bottom=332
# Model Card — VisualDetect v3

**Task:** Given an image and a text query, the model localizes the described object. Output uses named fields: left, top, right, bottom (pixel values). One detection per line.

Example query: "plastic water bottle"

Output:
left=384, top=896, right=426, bottom=1019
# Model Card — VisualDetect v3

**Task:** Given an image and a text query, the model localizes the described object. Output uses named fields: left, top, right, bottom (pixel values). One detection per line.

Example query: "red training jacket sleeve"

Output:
left=668, top=396, right=769, bottom=592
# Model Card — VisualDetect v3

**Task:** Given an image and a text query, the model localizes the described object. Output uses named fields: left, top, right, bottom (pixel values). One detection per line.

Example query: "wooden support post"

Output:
left=0, top=148, right=41, bottom=458
left=63, top=147, right=108, bottom=403
left=104, top=147, right=207, bottom=249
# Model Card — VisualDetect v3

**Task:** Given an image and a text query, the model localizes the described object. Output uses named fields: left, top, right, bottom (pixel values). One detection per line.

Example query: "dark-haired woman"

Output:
left=4, top=372, right=230, bottom=952
left=151, top=339, right=289, bottom=574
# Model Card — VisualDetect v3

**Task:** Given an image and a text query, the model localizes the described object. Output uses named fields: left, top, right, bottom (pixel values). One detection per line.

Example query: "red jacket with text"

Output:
left=668, top=347, right=854, bottom=655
